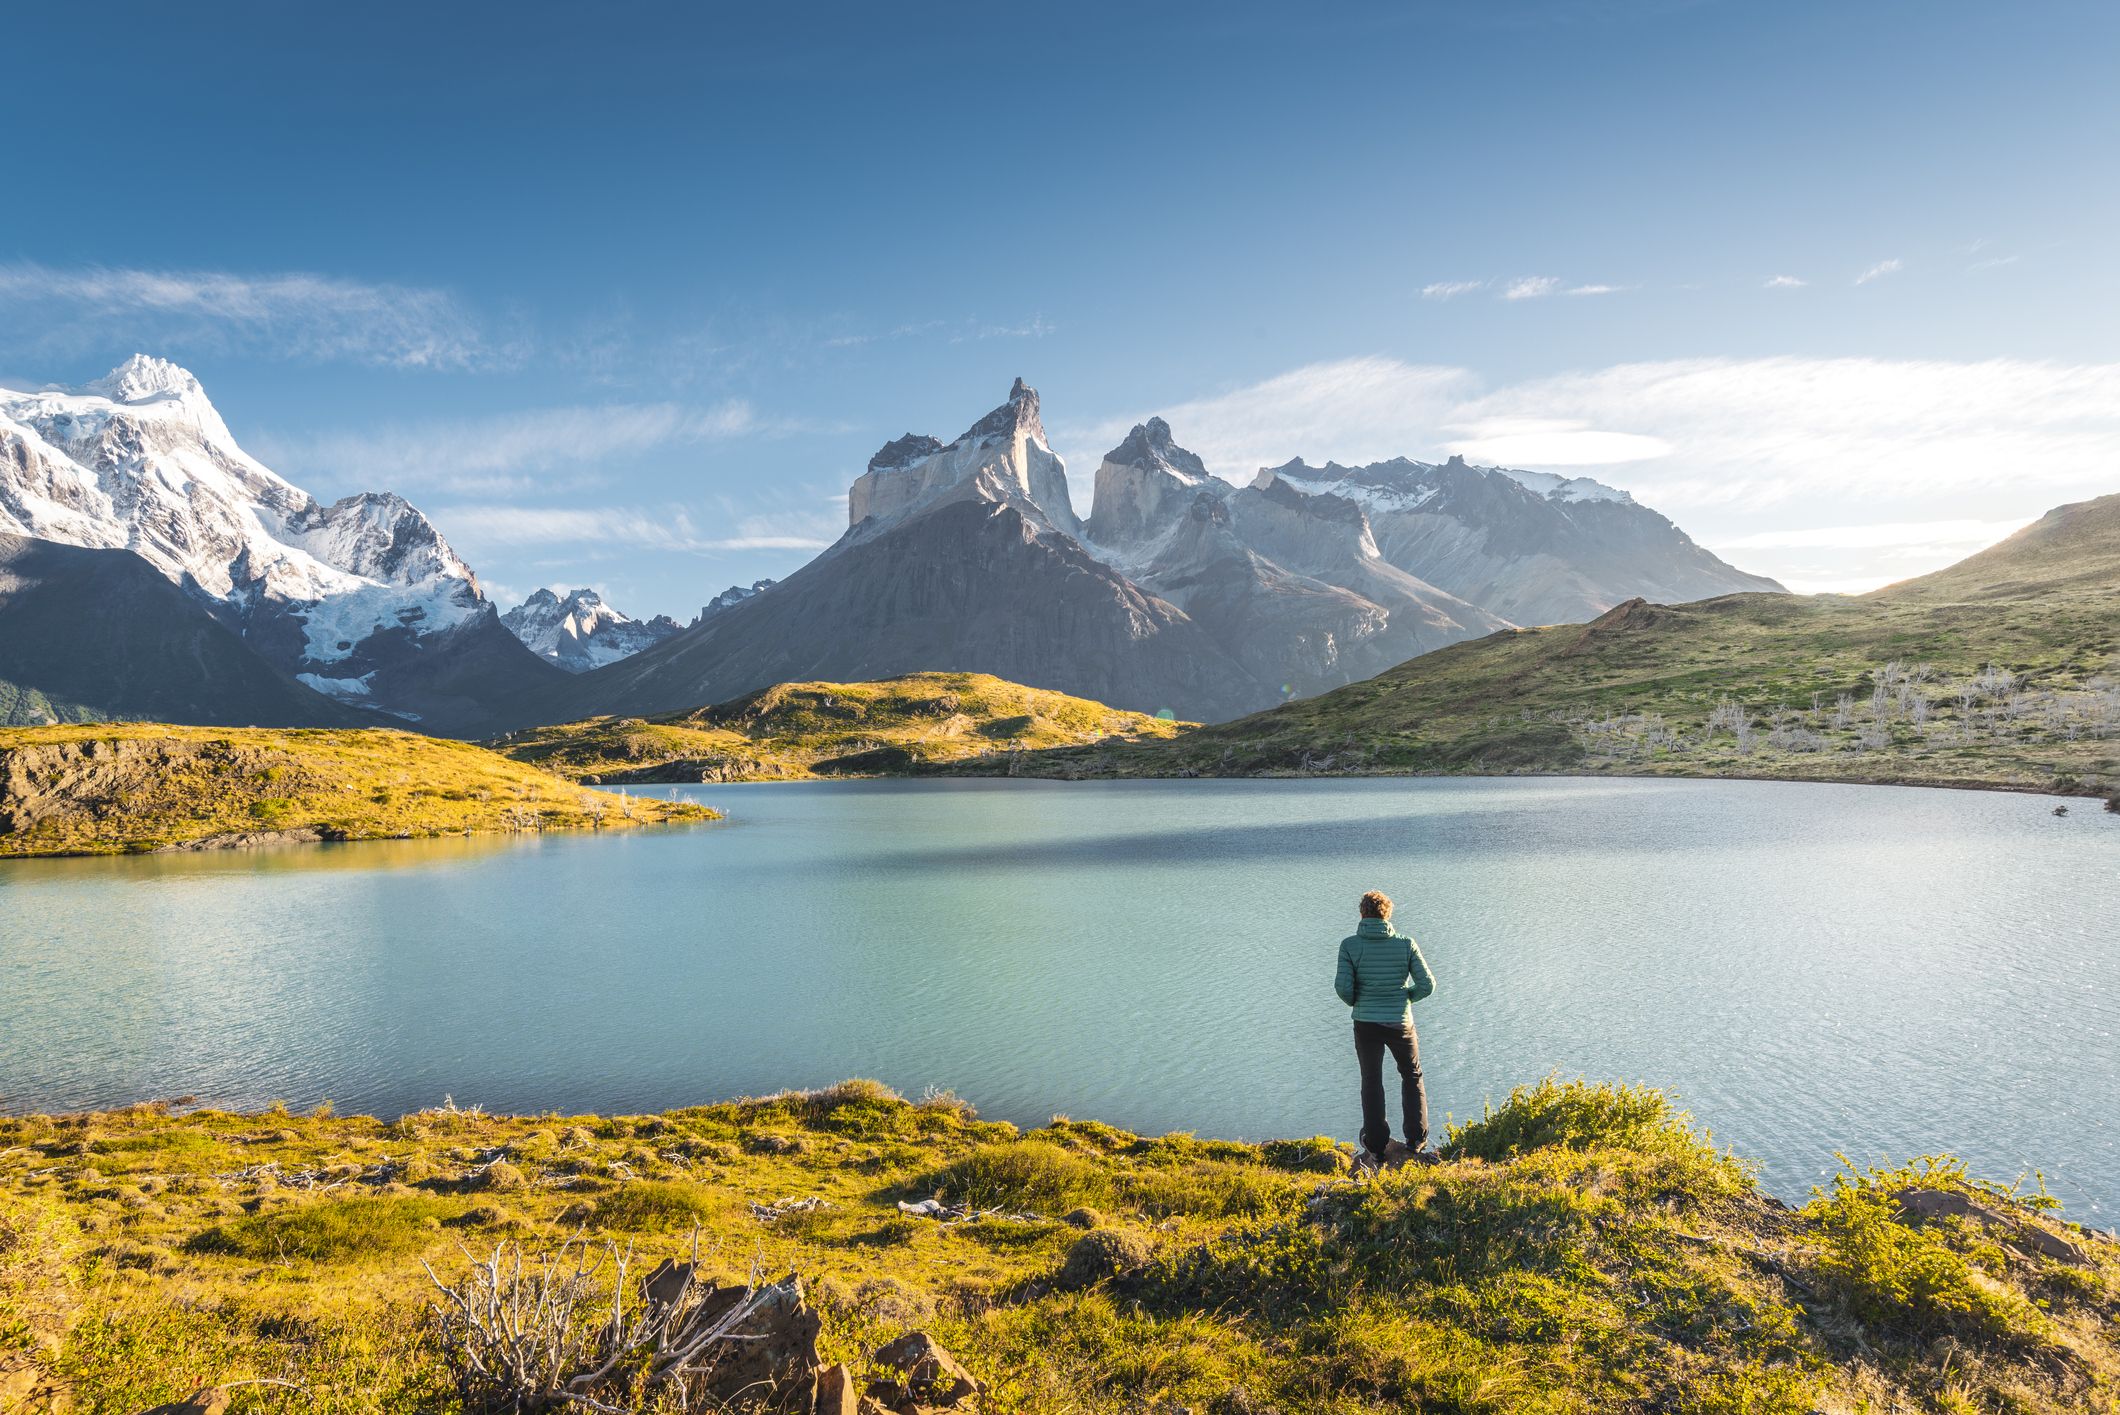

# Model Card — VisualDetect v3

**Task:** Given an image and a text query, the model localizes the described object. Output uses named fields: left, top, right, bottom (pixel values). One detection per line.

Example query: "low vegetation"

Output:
left=487, top=672, right=1183, bottom=784
left=1, top=1078, right=2112, bottom=1413
left=1006, top=495, right=2120, bottom=797
left=0, top=724, right=712, bottom=857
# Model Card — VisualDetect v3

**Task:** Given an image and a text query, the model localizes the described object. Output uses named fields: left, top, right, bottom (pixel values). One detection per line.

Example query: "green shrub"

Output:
left=1446, top=1077, right=1712, bottom=1163
left=589, top=1180, right=722, bottom=1232
left=190, top=1195, right=463, bottom=1264
left=926, top=1140, right=1105, bottom=1213
left=1803, top=1160, right=2055, bottom=1350
left=1058, top=1228, right=1154, bottom=1288
left=1258, top=1136, right=1348, bottom=1174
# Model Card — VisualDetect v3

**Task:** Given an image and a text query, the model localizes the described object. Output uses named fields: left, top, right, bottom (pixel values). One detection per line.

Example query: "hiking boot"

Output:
left=1353, top=1148, right=1388, bottom=1175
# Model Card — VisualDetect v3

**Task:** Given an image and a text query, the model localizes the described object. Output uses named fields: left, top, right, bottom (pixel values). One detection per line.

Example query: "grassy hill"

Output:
left=1014, top=494, right=2120, bottom=795
left=1, top=1078, right=2112, bottom=1414
left=0, top=724, right=713, bottom=857
left=491, top=672, right=1184, bottom=783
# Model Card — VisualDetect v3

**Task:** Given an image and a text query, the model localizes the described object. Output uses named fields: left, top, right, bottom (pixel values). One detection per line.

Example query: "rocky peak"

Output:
left=959, top=377, right=1044, bottom=446
left=868, top=434, right=945, bottom=474
left=846, top=379, right=1077, bottom=536
left=87, top=354, right=206, bottom=405
left=1109, top=417, right=1209, bottom=482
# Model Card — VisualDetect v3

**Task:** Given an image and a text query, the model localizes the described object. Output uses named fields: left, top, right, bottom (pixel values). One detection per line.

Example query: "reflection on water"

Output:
left=2, top=777, right=2115, bottom=1216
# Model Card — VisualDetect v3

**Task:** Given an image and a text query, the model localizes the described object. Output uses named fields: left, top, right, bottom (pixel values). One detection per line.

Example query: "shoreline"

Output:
left=4, top=1077, right=2114, bottom=1414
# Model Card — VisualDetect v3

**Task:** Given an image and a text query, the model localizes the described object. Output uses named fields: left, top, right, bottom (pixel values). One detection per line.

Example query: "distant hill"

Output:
left=1004, top=494, right=2120, bottom=795
left=0, top=723, right=711, bottom=856
left=0, top=533, right=363, bottom=729
left=490, top=671, right=1184, bottom=782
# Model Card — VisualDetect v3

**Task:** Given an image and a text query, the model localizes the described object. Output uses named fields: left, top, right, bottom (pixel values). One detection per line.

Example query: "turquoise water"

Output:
left=2, top=777, right=2115, bottom=1214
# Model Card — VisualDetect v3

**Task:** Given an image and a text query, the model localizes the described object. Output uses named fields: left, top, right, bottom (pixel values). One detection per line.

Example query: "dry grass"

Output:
left=0, top=724, right=714, bottom=857
left=1, top=1079, right=2113, bottom=1413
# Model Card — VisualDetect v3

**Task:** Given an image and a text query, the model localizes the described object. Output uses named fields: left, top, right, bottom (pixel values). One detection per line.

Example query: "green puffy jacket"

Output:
left=1334, top=917, right=1436, bottom=1025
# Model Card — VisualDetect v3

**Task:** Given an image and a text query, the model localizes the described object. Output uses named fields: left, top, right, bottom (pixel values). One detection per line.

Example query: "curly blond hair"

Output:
left=1359, top=890, right=1393, bottom=920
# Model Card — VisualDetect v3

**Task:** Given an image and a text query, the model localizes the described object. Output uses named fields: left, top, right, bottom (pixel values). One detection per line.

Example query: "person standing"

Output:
left=1333, top=889, right=1437, bottom=1166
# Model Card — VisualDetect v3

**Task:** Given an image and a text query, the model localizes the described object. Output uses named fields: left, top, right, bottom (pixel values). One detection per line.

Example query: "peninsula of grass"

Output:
left=0, top=724, right=714, bottom=857
left=488, top=672, right=1184, bottom=784
left=2, top=1078, right=2113, bottom=1414
left=1002, top=495, right=2120, bottom=798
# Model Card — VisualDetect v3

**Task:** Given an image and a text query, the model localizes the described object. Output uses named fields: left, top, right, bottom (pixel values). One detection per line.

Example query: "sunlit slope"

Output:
left=3, top=1079, right=2113, bottom=1415
left=1019, top=494, right=2120, bottom=791
left=0, top=723, right=712, bottom=856
left=492, top=671, right=1184, bottom=782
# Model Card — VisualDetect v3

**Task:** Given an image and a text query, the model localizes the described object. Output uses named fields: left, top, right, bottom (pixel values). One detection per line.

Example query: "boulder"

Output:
left=1893, top=1187, right=2090, bottom=1266
left=688, top=1275, right=823, bottom=1409
left=866, top=1331, right=981, bottom=1411
left=814, top=1362, right=860, bottom=1415
left=133, top=1388, right=229, bottom=1415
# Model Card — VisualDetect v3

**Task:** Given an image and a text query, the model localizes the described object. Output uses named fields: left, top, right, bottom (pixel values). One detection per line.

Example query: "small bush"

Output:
left=470, top=1160, right=527, bottom=1192
left=1058, top=1228, right=1155, bottom=1289
left=926, top=1140, right=1104, bottom=1213
left=1259, top=1137, right=1348, bottom=1174
left=1803, top=1161, right=2055, bottom=1351
left=588, top=1180, right=721, bottom=1232
left=1446, top=1077, right=1711, bottom=1163
left=190, top=1195, right=463, bottom=1264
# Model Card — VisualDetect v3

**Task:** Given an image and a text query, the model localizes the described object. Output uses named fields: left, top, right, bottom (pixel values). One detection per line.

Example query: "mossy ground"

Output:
left=0, top=724, right=713, bottom=857
left=3, top=1079, right=2113, bottom=1413
left=488, top=672, right=1184, bottom=784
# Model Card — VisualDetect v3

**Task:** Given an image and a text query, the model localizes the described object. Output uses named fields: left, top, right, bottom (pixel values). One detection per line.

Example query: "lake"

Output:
left=2, top=777, right=2115, bottom=1216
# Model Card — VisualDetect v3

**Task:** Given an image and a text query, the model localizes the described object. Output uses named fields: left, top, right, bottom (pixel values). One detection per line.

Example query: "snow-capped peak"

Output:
left=88, top=353, right=205, bottom=404
left=81, top=354, right=239, bottom=450
left=500, top=585, right=681, bottom=673
left=0, top=355, right=486, bottom=688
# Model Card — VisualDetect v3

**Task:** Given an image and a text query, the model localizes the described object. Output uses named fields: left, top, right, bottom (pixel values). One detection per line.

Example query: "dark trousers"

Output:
left=1353, top=1020, right=1428, bottom=1154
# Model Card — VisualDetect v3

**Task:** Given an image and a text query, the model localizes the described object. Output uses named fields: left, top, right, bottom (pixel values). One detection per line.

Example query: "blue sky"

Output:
left=4, top=0, right=2117, bottom=610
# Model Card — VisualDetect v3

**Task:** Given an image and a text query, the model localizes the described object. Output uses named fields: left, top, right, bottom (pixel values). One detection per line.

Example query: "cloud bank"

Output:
left=0, top=262, right=501, bottom=370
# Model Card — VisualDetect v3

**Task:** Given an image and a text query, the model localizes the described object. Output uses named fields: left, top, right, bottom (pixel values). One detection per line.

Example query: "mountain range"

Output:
left=500, top=587, right=683, bottom=673
left=0, top=361, right=1778, bottom=733
left=521, top=380, right=1777, bottom=724
left=0, top=357, right=559, bottom=734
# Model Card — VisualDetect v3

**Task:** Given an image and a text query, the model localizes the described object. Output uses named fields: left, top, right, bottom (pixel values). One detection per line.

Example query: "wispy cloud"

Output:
left=1502, top=275, right=1563, bottom=300
left=1764, top=274, right=1807, bottom=289
left=825, top=315, right=1053, bottom=349
left=1564, top=283, right=1622, bottom=296
left=1854, top=257, right=1904, bottom=285
left=1073, top=354, right=2120, bottom=511
left=256, top=401, right=788, bottom=494
left=0, top=261, right=501, bottom=370
left=430, top=504, right=835, bottom=554
left=1421, top=279, right=1486, bottom=301
left=1966, top=253, right=2021, bottom=273
left=1703, top=518, right=2030, bottom=552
